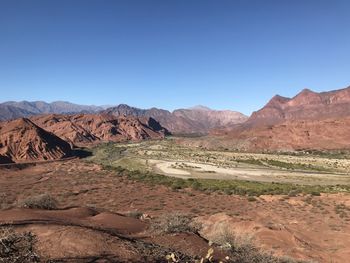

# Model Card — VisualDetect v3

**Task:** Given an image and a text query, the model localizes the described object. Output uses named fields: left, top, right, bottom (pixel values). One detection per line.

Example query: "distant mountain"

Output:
left=0, top=101, right=248, bottom=134
left=103, top=104, right=248, bottom=134
left=210, top=86, right=350, bottom=151
left=30, top=113, right=169, bottom=146
left=189, top=105, right=212, bottom=111
left=0, top=118, right=72, bottom=163
left=0, top=101, right=104, bottom=121
left=0, top=104, right=35, bottom=121
left=173, top=107, right=248, bottom=131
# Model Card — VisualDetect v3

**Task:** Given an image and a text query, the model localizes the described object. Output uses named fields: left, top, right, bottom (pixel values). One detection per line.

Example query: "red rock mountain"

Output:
left=0, top=118, right=72, bottom=163
left=103, top=104, right=247, bottom=134
left=0, top=114, right=168, bottom=163
left=210, top=86, right=350, bottom=151
left=247, top=86, right=350, bottom=127
left=30, top=113, right=168, bottom=146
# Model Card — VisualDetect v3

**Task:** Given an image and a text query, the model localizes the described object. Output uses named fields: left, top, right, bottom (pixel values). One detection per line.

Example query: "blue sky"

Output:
left=0, top=0, right=349, bottom=115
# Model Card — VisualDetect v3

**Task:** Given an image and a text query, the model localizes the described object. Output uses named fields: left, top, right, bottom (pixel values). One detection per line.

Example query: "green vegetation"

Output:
left=88, top=141, right=350, bottom=196
left=101, top=164, right=350, bottom=196
left=235, top=158, right=264, bottom=166
left=88, top=142, right=127, bottom=165
left=294, top=149, right=350, bottom=159
left=264, top=159, right=332, bottom=172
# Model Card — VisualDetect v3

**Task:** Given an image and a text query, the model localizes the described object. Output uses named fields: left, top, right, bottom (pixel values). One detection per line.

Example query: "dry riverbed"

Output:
left=149, top=159, right=350, bottom=185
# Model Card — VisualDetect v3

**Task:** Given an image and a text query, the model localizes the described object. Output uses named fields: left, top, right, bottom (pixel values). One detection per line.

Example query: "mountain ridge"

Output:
left=0, top=101, right=247, bottom=134
left=30, top=113, right=169, bottom=146
left=103, top=104, right=248, bottom=134
left=247, top=86, right=350, bottom=127
left=209, top=85, right=350, bottom=151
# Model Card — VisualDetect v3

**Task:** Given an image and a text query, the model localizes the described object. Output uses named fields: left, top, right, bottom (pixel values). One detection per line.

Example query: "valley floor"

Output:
left=1, top=156, right=350, bottom=262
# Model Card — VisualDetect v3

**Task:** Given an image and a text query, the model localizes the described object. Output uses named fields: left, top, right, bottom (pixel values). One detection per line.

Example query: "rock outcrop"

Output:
left=0, top=118, right=72, bottom=162
left=30, top=113, right=169, bottom=146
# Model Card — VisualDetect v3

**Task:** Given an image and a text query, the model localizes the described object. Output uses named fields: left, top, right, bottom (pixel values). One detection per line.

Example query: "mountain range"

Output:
left=103, top=104, right=248, bottom=134
left=2, top=85, right=350, bottom=162
left=0, top=101, right=104, bottom=121
left=0, top=101, right=248, bottom=134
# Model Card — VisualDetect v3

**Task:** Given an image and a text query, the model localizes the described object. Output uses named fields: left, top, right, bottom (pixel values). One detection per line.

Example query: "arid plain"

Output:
left=1, top=139, right=350, bottom=262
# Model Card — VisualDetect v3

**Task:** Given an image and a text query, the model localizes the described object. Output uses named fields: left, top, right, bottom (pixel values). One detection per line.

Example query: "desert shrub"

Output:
left=190, top=180, right=202, bottom=190
left=19, top=194, right=58, bottom=210
left=208, top=224, right=254, bottom=251
left=170, top=180, right=186, bottom=190
left=247, top=196, right=257, bottom=202
left=0, top=227, right=40, bottom=263
left=125, top=210, right=144, bottom=219
left=207, top=225, right=305, bottom=263
left=151, top=212, right=200, bottom=234
left=310, top=191, right=321, bottom=196
left=0, top=193, right=15, bottom=210
left=287, top=190, right=300, bottom=197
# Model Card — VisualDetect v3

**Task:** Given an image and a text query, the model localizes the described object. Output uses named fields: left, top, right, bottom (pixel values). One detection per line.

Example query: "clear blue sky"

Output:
left=0, top=0, right=349, bottom=115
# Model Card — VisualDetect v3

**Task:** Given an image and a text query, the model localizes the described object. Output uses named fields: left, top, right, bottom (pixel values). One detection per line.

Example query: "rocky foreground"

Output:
left=1, top=159, right=349, bottom=262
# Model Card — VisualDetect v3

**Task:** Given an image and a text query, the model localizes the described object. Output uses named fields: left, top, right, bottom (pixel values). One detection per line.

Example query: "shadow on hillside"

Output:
left=71, top=148, right=93, bottom=159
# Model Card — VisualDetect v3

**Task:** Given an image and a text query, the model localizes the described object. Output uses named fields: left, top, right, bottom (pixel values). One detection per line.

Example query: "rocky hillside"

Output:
left=247, top=86, right=350, bottom=127
left=0, top=118, right=72, bottom=163
left=173, top=106, right=248, bottom=130
left=0, top=113, right=168, bottom=163
left=104, top=104, right=247, bottom=134
left=30, top=113, right=169, bottom=146
left=209, top=86, right=350, bottom=151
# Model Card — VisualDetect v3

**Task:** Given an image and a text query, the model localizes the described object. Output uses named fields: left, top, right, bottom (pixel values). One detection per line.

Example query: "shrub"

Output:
left=151, top=212, right=200, bottom=234
left=247, top=196, right=257, bottom=202
left=0, top=193, right=14, bottom=210
left=0, top=227, right=40, bottom=263
left=207, top=225, right=305, bottom=263
left=209, top=224, right=253, bottom=251
left=125, top=210, right=144, bottom=219
left=310, top=191, right=321, bottom=196
left=19, top=194, right=58, bottom=210
left=287, top=190, right=300, bottom=197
